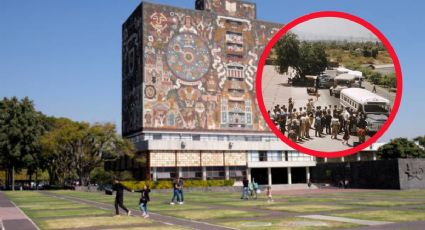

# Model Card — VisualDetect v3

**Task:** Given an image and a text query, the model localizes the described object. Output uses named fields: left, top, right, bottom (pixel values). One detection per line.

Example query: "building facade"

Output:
left=116, top=0, right=383, bottom=186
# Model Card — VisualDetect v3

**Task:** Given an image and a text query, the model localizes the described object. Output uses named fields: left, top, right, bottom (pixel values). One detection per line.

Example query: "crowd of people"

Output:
left=268, top=98, right=369, bottom=145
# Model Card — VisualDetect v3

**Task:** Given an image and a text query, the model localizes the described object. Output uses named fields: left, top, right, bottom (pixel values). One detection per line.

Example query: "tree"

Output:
left=274, top=33, right=328, bottom=78
left=296, top=42, right=328, bottom=78
left=41, top=118, right=134, bottom=186
left=377, top=138, right=425, bottom=159
left=0, top=97, right=44, bottom=190
left=40, top=118, right=80, bottom=185
left=274, top=32, right=300, bottom=75
left=414, top=136, right=425, bottom=149
left=74, top=123, right=134, bottom=185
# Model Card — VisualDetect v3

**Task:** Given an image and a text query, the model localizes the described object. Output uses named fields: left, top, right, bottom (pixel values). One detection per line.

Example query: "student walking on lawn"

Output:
left=136, top=185, right=151, bottom=218
left=112, top=179, right=131, bottom=216
left=170, top=178, right=181, bottom=205
left=178, top=178, right=184, bottom=205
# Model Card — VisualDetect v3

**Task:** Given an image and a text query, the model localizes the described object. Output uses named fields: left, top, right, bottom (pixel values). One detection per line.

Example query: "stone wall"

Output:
left=398, top=159, right=425, bottom=190
left=311, top=159, right=425, bottom=190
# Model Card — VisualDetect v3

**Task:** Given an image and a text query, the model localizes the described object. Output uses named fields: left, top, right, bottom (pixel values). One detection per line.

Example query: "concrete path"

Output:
left=349, top=221, right=425, bottom=230
left=40, top=191, right=237, bottom=230
left=299, top=214, right=393, bottom=226
left=0, top=192, right=39, bottom=230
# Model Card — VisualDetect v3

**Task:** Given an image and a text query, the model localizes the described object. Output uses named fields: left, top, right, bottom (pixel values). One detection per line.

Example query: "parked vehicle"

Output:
left=330, top=74, right=356, bottom=97
left=340, top=88, right=390, bottom=133
left=318, top=74, right=334, bottom=89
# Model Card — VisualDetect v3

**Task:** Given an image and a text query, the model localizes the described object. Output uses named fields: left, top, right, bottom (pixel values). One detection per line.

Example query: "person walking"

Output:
left=372, top=84, right=377, bottom=93
left=314, top=114, right=322, bottom=137
left=331, top=115, right=340, bottom=139
left=136, top=184, right=151, bottom=218
left=112, top=179, right=131, bottom=216
left=178, top=178, right=184, bottom=205
left=241, top=177, right=249, bottom=200
left=300, top=113, right=306, bottom=139
left=357, top=116, right=368, bottom=143
left=288, top=98, right=294, bottom=112
left=342, top=126, right=350, bottom=145
left=304, top=113, right=311, bottom=138
left=266, top=186, right=273, bottom=203
left=252, top=180, right=259, bottom=200
left=325, top=111, right=332, bottom=135
left=248, top=181, right=254, bottom=199
left=170, top=178, right=181, bottom=205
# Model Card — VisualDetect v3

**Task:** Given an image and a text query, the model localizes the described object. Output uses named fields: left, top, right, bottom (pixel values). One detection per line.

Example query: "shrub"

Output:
left=121, top=179, right=235, bottom=190
left=90, top=167, right=114, bottom=185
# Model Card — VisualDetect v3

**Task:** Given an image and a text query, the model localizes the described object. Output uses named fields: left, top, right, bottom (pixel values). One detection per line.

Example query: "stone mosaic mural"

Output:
left=122, top=1, right=282, bottom=136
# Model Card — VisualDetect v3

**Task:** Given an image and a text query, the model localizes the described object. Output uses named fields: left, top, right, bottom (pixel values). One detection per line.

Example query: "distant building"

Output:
left=109, top=0, right=384, bottom=186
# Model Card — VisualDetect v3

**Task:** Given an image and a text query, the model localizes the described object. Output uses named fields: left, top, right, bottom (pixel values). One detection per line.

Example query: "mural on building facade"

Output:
left=122, top=1, right=282, bottom=135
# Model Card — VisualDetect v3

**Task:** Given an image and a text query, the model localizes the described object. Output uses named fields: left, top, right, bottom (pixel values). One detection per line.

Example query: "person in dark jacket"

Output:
left=177, top=178, right=184, bottom=205
left=112, top=179, right=131, bottom=216
left=136, top=185, right=151, bottom=218
left=170, top=178, right=180, bottom=205
left=241, top=177, right=249, bottom=200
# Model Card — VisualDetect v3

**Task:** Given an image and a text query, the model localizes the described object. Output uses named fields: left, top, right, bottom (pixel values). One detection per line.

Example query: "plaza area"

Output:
left=2, top=189, right=425, bottom=230
left=261, top=65, right=395, bottom=152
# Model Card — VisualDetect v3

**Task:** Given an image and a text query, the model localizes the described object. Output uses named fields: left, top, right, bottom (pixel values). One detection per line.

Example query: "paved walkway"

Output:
left=350, top=221, right=425, bottom=230
left=40, top=191, right=237, bottom=230
left=0, top=192, right=39, bottom=230
left=299, top=214, right=393, bottom=226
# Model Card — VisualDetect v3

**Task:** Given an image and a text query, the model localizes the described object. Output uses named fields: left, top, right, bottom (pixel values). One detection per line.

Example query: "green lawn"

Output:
left=5, top=189, right=425, bottom=230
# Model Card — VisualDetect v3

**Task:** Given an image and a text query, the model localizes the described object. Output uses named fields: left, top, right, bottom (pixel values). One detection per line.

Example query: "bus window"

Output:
left=364, top=104, right=389, bottom=113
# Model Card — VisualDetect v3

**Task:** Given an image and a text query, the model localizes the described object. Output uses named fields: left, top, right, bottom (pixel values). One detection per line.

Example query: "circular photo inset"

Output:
left=256, top=12, right=402, bottom=157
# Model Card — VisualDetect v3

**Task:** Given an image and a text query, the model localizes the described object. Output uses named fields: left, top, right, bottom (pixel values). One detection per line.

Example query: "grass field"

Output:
left=5, top=189, right=425, bottom=230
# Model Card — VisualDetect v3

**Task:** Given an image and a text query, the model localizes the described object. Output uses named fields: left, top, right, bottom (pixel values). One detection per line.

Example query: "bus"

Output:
left=330, top=74, right=356, bottom=97
left=340, top=88, right=390, bottom=133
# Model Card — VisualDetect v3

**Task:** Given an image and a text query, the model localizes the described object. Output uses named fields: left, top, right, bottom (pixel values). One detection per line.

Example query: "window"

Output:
left=227, top=65, right=244, bottom=79
left=249, top=151, right=259, bottom=162
left=225, top=19, right=242, bottom=26
left=227, top=54, right=243, bottom=59
left=153, top=134, right=162, bottom=140
left=181, top=167, right=202, bottom=179
left=192, top=135, right=201, bottom=141
left=225, top=31, right=243, bottom=44
left=259, top=151, right=267, bottom=162
left=206, top=167, right=225, bottom=179
left=157, top=167, right=177, bottom=179
left=268, top=151, right=282, bottom=161
left=229, top=166, right=246, bottom=180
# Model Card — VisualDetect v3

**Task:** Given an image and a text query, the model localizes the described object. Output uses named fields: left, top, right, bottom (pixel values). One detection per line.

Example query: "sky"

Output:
left=1, top=0, right=424, bottom=141
left=291, top=17, right=377, bottom=41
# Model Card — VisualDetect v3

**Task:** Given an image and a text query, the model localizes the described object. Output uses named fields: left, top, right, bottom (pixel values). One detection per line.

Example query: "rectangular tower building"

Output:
left=119, top=0, right=317, bottom=185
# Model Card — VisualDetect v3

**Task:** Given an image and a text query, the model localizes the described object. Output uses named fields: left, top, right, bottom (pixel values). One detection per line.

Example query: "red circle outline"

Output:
left=256, top=11, right=403, bottom=158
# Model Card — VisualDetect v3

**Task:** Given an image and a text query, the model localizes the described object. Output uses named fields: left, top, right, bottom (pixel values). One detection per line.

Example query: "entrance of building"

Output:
left=250, top=168, right=268, bottom=185
left=292, top=167, right=307, bottom=183
left=272, top=168, right=288, bottom=184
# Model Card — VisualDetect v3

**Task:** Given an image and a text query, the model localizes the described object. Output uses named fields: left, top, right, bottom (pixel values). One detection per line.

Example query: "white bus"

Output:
left=330, top=74, right=356, bottom=97
left=340, top=88, right=390, bottom=133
